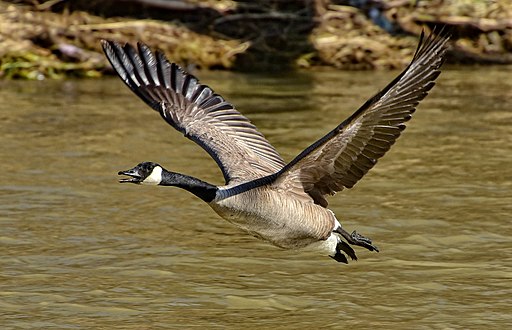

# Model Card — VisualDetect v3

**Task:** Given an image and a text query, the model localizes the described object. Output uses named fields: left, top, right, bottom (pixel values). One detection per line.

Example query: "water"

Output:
left=1, top=66, right=511, bottom=328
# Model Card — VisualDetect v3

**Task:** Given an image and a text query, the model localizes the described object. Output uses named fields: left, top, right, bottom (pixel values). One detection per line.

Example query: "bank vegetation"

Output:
left=1, top=0, right=511, bottom=79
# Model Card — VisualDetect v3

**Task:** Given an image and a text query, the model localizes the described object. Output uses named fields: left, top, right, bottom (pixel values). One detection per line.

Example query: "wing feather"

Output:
left=102, top=40, right=286, bottom=184
left=273, top=27, right=451, bottom=206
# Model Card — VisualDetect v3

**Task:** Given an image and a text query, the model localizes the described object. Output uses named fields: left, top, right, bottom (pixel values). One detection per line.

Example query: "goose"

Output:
left=102, top=27, right=450, bottom=263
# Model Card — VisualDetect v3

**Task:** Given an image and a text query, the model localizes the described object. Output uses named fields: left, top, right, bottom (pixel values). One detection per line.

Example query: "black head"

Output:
left=118, top=162, right=163, bottom=185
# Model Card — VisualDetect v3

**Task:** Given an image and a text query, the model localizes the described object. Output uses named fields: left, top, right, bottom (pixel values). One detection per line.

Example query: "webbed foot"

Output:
left=336, top=240, right=357, bottom=261
left=330, top=236, right=358, bottom=263
left=330, top=250, right=348, bottom=264
left=335, top=228, right=379, bottom=253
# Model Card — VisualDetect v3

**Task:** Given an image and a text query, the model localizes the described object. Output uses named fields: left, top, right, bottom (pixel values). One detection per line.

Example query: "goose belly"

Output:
left=209, top=189, right=335, bottom=249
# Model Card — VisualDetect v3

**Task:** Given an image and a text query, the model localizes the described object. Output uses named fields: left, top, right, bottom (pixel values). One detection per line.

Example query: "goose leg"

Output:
left=329, top=235, right=358, bottom=263
left=336, top=240, right=357, bottom=261
left=330, top=250, right=348, bottom=264
left=334, top=227, right=379, bottom=252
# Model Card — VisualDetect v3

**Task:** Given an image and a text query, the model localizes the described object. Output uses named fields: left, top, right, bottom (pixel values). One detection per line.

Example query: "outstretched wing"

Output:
left=102, top=40, right=286, bottom=184
left=273, top=27, right=451, bottom=207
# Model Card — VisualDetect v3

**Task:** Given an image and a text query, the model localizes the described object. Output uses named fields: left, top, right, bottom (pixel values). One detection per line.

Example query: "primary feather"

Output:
left=273, top=27, right=450, bottom=207
left=102, top=40, right=286, bottom=184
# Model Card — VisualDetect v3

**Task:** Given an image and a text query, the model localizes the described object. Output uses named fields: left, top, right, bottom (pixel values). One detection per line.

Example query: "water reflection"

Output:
left=0, top=66, right=511, bottom=328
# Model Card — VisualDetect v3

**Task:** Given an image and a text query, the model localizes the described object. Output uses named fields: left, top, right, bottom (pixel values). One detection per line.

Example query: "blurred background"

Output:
left=1, top=0, right=512, bottom=78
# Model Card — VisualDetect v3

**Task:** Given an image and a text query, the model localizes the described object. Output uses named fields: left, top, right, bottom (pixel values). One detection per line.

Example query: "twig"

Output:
left=214, top=12, right=310, bottom=26
left=35, top=0, right=69, bottom=11
left=416, top=15, right=512, bottom=32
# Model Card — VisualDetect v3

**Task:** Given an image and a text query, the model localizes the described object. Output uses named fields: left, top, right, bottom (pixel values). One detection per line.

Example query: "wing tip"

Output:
left=413, top=24, right=451, bottom=62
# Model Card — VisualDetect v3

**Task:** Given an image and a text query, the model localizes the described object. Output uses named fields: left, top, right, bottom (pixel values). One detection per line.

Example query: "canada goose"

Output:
left=102, top=27, right=450, bottom=263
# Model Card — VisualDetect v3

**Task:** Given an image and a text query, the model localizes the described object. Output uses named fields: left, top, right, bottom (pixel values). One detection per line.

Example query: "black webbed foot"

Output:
left=336, top=240, right=357, bottom=261
left=351, top=231, right=379, bottom=252
left=330, top=251, right=348, bottom=264
left=335, top=228, right=379, bottom=253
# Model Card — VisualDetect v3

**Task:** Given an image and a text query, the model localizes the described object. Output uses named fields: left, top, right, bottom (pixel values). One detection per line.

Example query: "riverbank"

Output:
left=1, top=0, right=511, bottom=79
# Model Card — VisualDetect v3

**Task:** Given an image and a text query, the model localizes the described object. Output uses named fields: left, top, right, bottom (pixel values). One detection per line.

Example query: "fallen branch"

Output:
left=414, top=14, right=512, bottom=32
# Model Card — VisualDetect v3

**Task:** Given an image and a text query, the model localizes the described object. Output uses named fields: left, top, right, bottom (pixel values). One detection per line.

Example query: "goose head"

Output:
left=118, top=162, right=163, bottom=185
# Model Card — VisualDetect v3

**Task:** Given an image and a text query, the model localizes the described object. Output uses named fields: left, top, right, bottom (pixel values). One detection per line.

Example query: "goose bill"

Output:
left=118, top=168, right=142, bottom=183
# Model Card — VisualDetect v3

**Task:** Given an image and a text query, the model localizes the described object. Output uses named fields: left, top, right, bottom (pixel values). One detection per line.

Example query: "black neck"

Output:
left=160, top=170, right=217, bottom=202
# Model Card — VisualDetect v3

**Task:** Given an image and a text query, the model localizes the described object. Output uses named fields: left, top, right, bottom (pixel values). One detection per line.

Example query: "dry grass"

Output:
left=309, top=0, right=512, bottom=69
left=0, top=0, right=511, bottom=78
left=0, top=2, right=247, bottom=79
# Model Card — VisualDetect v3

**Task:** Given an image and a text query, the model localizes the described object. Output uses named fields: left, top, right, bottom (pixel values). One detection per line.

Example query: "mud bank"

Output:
left=1, top=0, right=511, bottom=79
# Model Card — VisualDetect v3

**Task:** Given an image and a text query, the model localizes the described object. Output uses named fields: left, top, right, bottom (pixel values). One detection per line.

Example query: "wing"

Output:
left=101, top=40, right=286, bottom=184
left=273, top=27, right=451, bottom=207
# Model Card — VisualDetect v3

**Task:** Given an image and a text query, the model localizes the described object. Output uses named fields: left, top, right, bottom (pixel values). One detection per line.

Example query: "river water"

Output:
left=1, top=66, right=511, bottom=328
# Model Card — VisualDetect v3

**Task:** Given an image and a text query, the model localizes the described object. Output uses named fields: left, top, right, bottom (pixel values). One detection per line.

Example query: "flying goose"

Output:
left=102, top=27, right=450, bottom=263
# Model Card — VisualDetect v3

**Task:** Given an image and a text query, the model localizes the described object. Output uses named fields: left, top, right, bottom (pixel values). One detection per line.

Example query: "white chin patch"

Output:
left=142, top=166, right=162, bottom=185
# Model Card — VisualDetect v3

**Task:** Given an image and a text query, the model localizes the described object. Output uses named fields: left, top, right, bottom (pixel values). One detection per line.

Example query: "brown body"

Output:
left=211, top=186, right=335, bottom=249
